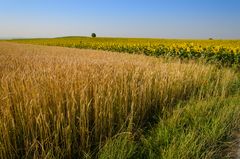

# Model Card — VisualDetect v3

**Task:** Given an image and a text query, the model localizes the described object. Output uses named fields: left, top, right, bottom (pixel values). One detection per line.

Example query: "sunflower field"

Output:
left=12, top=37, right=240, bottom=66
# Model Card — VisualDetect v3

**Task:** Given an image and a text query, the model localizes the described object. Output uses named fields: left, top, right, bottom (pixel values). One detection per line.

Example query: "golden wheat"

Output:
left=0, top=42, right=237, bottom=158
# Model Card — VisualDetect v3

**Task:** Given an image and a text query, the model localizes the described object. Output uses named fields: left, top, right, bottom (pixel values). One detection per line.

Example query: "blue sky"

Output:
left=0, top=0, right=240, bottom=39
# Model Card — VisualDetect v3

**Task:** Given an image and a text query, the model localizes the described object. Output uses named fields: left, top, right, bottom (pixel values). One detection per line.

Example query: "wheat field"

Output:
left=0, top=42, right=238, bottom=158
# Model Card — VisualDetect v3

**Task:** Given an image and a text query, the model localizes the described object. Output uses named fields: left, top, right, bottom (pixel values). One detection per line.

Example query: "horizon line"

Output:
left=1, top=35, right=240, bottom=40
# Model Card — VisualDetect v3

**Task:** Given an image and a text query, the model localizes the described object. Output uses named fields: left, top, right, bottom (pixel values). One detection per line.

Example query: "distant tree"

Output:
left=209, top=38, right=213, bottom=40
left=91, top=33, right=96, bottom=38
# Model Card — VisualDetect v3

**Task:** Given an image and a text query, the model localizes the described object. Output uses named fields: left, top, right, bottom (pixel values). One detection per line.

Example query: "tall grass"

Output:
left=99, top=96, right=240, bottom=159
left=0, top=42, right=238, bottom=158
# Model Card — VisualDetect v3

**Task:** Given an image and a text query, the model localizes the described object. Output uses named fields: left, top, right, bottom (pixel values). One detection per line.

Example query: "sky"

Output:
left=0, top=0, right=240, bottom=39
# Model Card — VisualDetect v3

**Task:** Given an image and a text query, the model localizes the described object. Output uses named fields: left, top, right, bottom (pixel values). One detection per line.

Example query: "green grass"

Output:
left=99, top=96, right=240, bottom=159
